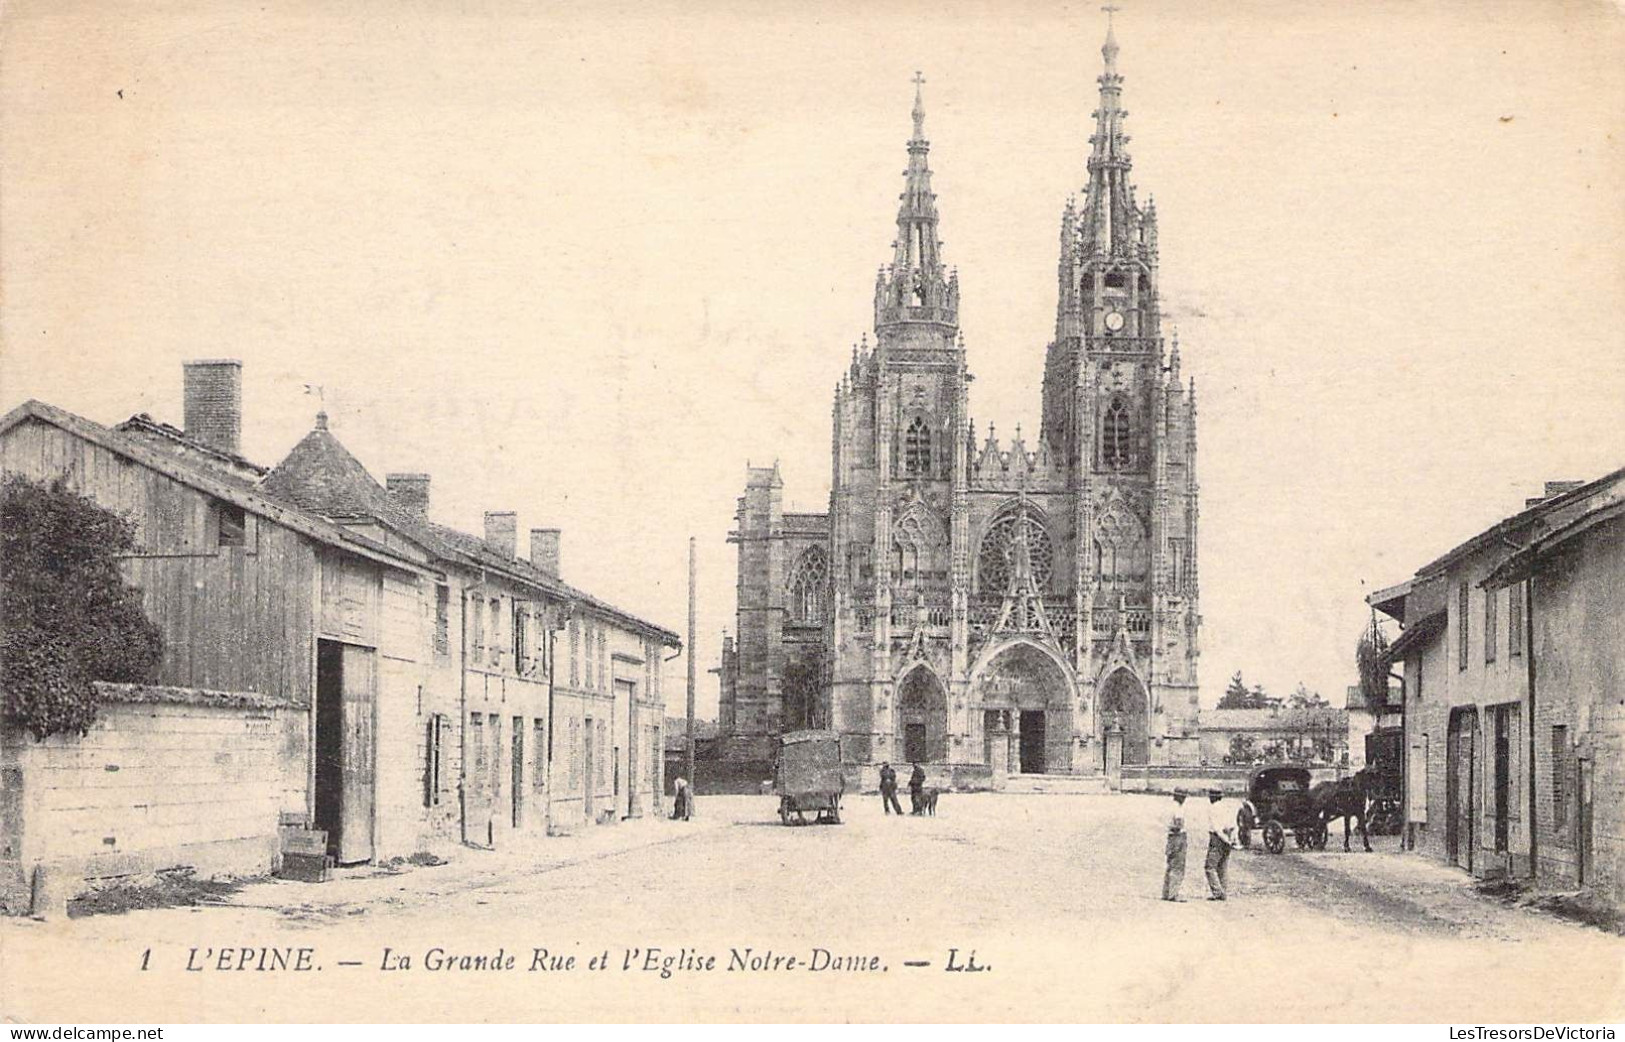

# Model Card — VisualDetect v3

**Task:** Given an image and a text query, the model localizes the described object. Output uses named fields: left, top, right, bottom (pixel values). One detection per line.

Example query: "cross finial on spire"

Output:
left=1101, top=4, right=1121, bottom=69
left=911, top=71, right=926, bottom=139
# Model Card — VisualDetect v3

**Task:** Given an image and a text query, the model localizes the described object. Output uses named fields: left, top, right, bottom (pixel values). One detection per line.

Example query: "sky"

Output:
left=3, top=0, right=1623, bottom=718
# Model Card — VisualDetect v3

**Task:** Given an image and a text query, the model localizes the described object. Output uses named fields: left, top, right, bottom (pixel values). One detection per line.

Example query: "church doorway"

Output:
left=1019, top=710, right=1047, bottom=774
left=1098, top=668, right=1149, bottom=766
left=972, top=641, right=1074, bottom=774
left=897, top=666, right=947, bottom=763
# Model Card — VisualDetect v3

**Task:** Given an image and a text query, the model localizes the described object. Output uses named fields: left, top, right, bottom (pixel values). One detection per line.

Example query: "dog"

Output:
left=920, top=787, right=941, bottom=816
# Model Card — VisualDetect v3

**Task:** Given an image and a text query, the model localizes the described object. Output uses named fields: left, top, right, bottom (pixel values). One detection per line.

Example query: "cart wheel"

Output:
left=1263, top=820, right=1286, bottom=854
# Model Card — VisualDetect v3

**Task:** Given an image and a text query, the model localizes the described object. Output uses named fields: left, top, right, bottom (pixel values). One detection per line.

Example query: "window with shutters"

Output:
left=1485, top=586, right=1498, bottom=664
left=424, top=714, right=445, bottom=807
left=488, top=599, right=502, bottom=669
left=434, top=584, right=451, bottom=657
left=1509, top=581, right=1524, bottom=658
left=513, top=605, right=530, bottom=675
left=1457, top=582, right=1470, bottom=671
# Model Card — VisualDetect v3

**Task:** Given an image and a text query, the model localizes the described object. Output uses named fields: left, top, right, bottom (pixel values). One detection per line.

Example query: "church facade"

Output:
left=723, top=26, right=1201, bottom=780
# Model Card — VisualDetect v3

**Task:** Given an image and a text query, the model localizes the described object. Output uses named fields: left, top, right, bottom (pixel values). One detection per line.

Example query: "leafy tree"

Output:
left=1226, top=733, right=1258, bottom=765
left=1218, top=671, right=1273, bottom=709
left=1355, top=614, right=1393, bottom=710
left=1, top=476, right=163, bottom=739
left=1288, top=682, right=1328, bottom=708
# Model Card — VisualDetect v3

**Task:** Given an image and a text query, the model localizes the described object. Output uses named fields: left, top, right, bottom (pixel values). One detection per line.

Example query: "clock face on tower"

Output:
left=1104, top=310, right=1126, bottom=333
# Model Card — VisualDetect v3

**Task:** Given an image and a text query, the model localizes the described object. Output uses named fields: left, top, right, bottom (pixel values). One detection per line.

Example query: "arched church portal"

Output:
left=1098, top=668, right=1150, bottom=766
left=974, top=642, right=1073, bottom=775
left=896, top=666, right=947, bottom=764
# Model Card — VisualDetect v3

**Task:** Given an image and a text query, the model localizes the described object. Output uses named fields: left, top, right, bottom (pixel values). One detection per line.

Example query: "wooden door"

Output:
left=1578, top=758, right=1594, bottom=886
left=338, top=643, right=376, bottom=864
left=1020, top=710, right=1047, bottom=774
left=904, top=723, right=927, bottom=764
left=1447, top=710, right=1476, bottom=872
left=1492, top=707, right=1510, bottom=854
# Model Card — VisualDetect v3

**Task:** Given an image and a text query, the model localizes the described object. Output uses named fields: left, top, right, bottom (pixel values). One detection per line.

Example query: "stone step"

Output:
left=999, top=774, right=1111, bottom=795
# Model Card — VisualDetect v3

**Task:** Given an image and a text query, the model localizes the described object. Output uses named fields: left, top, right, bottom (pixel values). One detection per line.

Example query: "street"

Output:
left=3, top=792, right=1621, bottom=1022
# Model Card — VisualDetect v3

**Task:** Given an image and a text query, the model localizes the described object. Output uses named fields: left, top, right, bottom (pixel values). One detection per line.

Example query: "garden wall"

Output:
left=0, top=682, right=305, bottom=913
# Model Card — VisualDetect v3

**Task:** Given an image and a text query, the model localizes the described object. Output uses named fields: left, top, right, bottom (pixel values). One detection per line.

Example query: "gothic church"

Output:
left=722, top=24, right=1201, bottom=781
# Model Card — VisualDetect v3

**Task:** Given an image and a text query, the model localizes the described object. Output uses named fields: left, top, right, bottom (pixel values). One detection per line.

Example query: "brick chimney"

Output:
left=484, top=511, right=517, bottom=558
left=385, top=473, right=430, bottom=520
left=530, top=528, right=561, bottom=578
left=183, top=359, right=242, bottom=455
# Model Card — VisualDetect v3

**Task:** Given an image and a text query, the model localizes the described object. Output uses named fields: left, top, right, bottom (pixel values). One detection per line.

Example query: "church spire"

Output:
left=876, top=72, right=958, bottom=335
left=1086, top=6, right=1134, bottom=254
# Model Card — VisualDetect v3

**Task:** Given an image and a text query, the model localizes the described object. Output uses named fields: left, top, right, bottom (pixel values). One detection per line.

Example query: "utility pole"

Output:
left=686, top=536, right=697, bottom=788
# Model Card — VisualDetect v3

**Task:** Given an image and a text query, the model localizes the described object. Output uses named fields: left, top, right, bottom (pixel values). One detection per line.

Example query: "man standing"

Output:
left=1204, top=787, right=1236, bottom=900
left=1162, top=790, right=1189, bottom=901
left=878, top=762, right=903, bottom=816
left=908, top=763, right=927, bottom=815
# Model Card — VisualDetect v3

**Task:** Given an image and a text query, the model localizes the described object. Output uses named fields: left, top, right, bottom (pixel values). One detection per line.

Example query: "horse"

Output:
left=1309, top=769, right=1373, bottom=852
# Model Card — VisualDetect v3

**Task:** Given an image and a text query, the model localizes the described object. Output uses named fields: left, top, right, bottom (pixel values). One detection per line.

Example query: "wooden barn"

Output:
left=0, top=365, right=436, bottom=875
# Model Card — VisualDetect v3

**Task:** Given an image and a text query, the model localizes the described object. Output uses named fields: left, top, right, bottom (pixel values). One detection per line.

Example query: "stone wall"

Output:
left=0, top=683, right=303, bottom=913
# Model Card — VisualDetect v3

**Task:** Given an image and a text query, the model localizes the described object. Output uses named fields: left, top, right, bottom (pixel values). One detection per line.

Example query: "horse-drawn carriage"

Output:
left=773, top=729, right=844, bottom=826
left=1237, top=765, right=1328, bottom=853
left=1237, top=763, right=1376, bottom=854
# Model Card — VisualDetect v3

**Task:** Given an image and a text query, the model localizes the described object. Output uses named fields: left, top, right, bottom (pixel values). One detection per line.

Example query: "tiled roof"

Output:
left=0, top=400, right=427, bottom=575
left=260, top=419, right=681, bottom=646
left=115, top=413, right=268, bottom=486
left=1413, top=465, right=1625, bottom=579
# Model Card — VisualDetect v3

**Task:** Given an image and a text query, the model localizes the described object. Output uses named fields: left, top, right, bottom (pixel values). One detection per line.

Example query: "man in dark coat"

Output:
left=908, top=763, right=927, bottom=815
left=878, top=762, right=903, bottom=815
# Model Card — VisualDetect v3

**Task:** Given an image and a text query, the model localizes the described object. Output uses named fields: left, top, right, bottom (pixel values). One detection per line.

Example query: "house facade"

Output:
left=1, top=359, right=678, bottom=901
left=1486, top=497, right=1625, bottom=908
left=1371, top=471, right=1625, bottom=886
left=1197, top=706, right=1349, bottom=767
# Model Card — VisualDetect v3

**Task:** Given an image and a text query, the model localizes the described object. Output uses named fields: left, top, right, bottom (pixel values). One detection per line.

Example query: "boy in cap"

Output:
left=1162, top=790, right=1189, bottom=901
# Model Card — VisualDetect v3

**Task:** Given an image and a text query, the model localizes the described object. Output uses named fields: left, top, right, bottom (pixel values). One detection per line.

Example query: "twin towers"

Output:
left=722, top=21, right=1203, bottom=784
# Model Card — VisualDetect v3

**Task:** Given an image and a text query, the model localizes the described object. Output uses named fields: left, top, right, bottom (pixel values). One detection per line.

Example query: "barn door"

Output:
left=338, top=644, right=376, bottom=864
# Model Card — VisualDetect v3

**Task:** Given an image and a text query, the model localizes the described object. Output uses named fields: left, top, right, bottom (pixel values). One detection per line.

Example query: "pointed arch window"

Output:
left=1102, top=397, right=1132, bottom=470
left=788, top=546, right=829, bottom=625
left=904, top=416, right=932, bottom=476
left=1094, top=504, right=1148, bottom=587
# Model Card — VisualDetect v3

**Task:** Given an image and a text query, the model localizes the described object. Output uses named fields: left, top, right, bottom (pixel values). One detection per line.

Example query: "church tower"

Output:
left=1040, top=16, right=1201, bottom=764
left=828, top=75, right=969, bottom=767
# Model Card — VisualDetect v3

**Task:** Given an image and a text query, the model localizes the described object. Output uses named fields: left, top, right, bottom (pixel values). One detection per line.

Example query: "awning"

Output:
left=1383, top=609, right=1447, bottom=664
